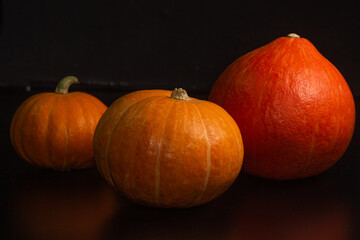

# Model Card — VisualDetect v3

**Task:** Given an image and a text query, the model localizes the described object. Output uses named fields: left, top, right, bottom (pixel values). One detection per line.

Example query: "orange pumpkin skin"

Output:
left=209, top=34, right=356, bottom=180
left=10, top=76, right=107, bottom=170
left=94, top=89, right=244, bottom=208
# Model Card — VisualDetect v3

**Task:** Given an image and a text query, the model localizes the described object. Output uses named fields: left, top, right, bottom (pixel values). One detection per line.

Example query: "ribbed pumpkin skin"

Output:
left=209, top=35, right=355, bottom=180
left=94, top=90, right=244, bottom=208
left=10, top=92, right=107, bottom=170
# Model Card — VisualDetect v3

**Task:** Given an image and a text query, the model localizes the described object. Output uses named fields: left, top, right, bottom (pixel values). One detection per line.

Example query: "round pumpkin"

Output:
left=10, top=76, right=107, bottom=170
left=93, top=88, right=244, bottom=208
left=209, top=33, right=356, bottom=180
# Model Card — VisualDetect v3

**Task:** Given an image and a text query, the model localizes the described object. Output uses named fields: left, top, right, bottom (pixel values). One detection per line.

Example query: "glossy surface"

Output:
left=94, top=89, right=243, bottom=207
left=2, top=91, right=359, bottom=240
left=209, top=35, right=356, bottom=180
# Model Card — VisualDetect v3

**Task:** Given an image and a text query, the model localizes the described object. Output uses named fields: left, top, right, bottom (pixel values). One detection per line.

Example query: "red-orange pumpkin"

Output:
left=94, top=88, right=244, bottom=207
left=10, top=76, right=107, bottom=170
left=209, top=33, right=356, bottom=180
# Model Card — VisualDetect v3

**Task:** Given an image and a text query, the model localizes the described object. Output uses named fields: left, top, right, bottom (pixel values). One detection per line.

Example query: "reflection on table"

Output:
left=7, top=168, right=120, bottom=240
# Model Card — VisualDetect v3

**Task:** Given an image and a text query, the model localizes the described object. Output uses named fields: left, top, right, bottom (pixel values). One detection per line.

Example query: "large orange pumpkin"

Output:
left=10, top=76, right=107, bottom=170
left=94, top=88, right=244, bottom=207
left=209, top=33, right=356, bottom=180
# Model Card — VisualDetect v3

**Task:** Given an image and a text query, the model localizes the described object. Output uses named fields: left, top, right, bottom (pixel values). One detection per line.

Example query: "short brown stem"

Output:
left=170, top=88, right=190, bottom=101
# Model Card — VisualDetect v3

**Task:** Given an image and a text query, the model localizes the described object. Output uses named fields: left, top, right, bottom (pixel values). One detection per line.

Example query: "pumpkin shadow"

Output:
left=101, top=162, right=355, bottom=240
left=5, top=168, right=122, bottom=240
left=102, top=188, right=239, bottom=240
left=223, top=170, right=355, bottom=240
left=6, top=168, right=356, bottom=240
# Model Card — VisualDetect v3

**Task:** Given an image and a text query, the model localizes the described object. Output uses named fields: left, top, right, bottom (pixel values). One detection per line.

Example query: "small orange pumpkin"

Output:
left=94, top=88, right=244, bottom=208
left=10, top=76, right=107, bottom=170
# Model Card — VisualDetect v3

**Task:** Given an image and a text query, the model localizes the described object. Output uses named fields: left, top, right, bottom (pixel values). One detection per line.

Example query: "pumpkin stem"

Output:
left=287, top=33, right=300, bottom=38
left=170, top=88, right=190, bottom=101
left=55, top=76, right=80, bottom=94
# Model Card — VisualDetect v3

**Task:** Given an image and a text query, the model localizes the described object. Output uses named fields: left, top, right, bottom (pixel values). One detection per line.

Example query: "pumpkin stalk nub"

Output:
left=287, top=33, right=300, bottom=38
left=55, top=76, right=79, bottom=94
left=170, top=88, right=190, bottom=101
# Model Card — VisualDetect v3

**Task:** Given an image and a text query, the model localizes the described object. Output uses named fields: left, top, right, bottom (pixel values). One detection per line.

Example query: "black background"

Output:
left=1, top=1, right=360, bottom=95
left=1, top=1, right=360, bottom=240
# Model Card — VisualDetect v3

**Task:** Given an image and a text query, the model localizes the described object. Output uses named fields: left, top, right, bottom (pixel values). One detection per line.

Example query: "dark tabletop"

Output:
left=1, top=90, right=359, bottom=240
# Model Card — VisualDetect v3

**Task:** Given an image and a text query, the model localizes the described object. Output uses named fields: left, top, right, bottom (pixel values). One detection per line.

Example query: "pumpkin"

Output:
left=209, top=33, right=356, bottom=180
left=10, top=76, right=107, bottom=170
left=93, top=88, right=244, bottom=208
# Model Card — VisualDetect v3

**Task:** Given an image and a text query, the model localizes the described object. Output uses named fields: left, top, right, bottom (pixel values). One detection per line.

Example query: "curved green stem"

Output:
left=55, top=76, right=79, bottom=94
